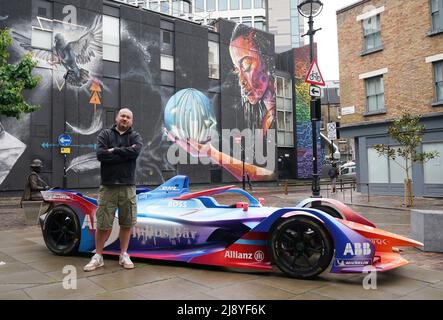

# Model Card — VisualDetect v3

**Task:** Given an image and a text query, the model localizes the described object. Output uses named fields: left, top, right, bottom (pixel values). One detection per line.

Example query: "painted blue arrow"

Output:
left=70, top=144, right=97, bottom=149
left=41, top=142, right=58, bottom=149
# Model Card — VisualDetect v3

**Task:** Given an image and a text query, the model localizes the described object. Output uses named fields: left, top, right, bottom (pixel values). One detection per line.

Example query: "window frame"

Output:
left=208, top=40, right=220, bottom=79
left=362, top=14, right=383, bottom=55
left=364, top=75, right=385, bottom=115
left=430, top=0, right=443, bottom=33
left=433, top=60, right=443, bottom=102
left=275, top=75, right=294, bottom=147
left=103, top=15, right=120, bottom=63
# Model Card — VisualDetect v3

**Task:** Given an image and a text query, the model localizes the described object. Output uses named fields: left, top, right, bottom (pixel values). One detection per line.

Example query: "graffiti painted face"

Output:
left=115, top=109, right=133, bottom=132
left=230, top=34, right=269, bottom=105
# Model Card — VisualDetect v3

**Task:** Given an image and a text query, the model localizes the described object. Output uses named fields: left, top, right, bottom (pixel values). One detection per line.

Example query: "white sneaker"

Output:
left=119, top=252, right=135, bottom=269
left=83, top=254, right=104, bottom=272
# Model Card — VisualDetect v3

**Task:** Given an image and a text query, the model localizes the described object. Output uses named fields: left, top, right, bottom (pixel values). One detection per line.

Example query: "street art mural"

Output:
left=0, top=3, right=277, bottom=190
left=0, top=0, right=104, bottom=189
left=294, top=45, right=322, bottom=178
left=228, top=23, right=276, bottom=137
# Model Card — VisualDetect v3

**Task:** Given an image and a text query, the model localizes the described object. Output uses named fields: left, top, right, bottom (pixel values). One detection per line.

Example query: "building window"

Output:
left=218, top=0, right=227, bottom=10
left=423, top=142, right=443, bottom=184
left=276, top=76, right=293, bottom=147
left=365, top=76, right=384, bottom=113
left=195, top=0, right=204, bottom=12
left=431, top=0, right=443, bottom=32
left=230, top=17, right=240, bottom=23
left=434, top=60, right=443, bottom=101
left=242, top=0, right=251, bottom=9
left=149, top=0, right=159, bottom=11
left=103, top=15, right=120, bottom=62
left=367, top=148, right=388, bottom=183
left=161, top=54, right=174, bottom=71
left=31, top=29, right=52, bottom=51
left=242, top=16, right=252, bottom=27
left=31, top=0, right=53, bottom=51
left=208, top=41, right=219, bottom=79
left=161, top=29, right=174, bottom=71
left=254, top=16, right=265, bottom=30
left=206, top=0, right=216, bottom=11
left=230, top=0, right=239, bottom=10
left=172, top=1, right=181, bottom=15
left=184, top=1, right=190, bottom=13
left=254, top=0, right=264, bottom=9
left=368, top=147, right=412, bottom=184
left=363, top=14, right=382, bottom=52
left=160, top=0, right=169, bottom=13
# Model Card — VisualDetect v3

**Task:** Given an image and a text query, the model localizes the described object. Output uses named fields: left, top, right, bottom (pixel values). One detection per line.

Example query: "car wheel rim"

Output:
left=275, top=221, right=327, bottom=272
left=47, top=211, right=76, bottom=249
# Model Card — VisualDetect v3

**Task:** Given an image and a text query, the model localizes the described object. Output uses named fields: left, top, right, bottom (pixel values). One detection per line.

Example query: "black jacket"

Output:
left=96, top=125, right=143, bottom=186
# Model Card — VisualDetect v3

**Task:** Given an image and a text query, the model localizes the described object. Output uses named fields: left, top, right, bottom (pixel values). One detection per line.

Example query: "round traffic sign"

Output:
left=58, top=134, right=72, bottom=147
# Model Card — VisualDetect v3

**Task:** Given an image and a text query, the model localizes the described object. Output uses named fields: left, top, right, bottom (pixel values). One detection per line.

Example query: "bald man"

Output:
left=84, top=108, right=143, bottom=271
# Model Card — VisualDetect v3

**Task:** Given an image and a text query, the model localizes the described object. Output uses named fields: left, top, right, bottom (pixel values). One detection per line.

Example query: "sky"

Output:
left=307, top=0, right=362, bottom=81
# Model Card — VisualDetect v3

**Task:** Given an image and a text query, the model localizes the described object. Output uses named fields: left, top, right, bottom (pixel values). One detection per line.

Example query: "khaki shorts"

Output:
left=96, top=185, right=137, bottom=230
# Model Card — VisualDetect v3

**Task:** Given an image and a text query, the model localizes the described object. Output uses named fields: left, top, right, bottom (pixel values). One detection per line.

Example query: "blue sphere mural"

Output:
left=164, top=88, right=217, bottom=144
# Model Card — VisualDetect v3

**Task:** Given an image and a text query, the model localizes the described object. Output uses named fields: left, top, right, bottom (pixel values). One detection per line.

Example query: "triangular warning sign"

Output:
left=305, top=60, right=326, bottom=86
left=89, top=91, right=101, bottom=105
left=90, top=81, right=102, bottom=93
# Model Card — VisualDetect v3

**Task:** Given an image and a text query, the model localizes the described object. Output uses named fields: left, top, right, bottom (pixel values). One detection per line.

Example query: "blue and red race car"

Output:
left=39, top=175, right=422, bottom=279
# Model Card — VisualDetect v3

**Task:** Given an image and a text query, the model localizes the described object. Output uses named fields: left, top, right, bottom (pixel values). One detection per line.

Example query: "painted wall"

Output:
left=0, top=0, right=277, bottom=191
left=293, top=44, right=322, bottom=179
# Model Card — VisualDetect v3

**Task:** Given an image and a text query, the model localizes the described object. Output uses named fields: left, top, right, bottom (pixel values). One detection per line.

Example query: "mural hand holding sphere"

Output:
left=163, top=88, right=274, bottom=181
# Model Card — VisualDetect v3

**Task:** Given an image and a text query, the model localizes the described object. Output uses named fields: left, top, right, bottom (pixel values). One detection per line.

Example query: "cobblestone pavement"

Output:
left=0, top=185, right=443, bottom=300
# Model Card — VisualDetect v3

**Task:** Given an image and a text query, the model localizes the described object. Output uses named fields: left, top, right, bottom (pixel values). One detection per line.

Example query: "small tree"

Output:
left=0, top=28, right=40, bottom=120
left=374, top=113, right=439, bottom=207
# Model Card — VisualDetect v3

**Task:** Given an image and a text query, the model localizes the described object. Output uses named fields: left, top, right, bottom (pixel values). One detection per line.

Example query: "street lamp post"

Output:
left=298, top=0, right=323, bottom=198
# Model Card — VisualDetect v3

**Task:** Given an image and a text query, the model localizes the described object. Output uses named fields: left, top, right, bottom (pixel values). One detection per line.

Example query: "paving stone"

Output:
left=46, top=261, right=123, bottom=281
left=131, top=278, right=211, bottom=299
left=0, top=270, right=54, bottom=285
left=375, top=274, right=428, bottom=296
left=82, top=289, right=145, bottom=300
left=0, top=261, right=33, bottom=275
left=205, top=281, right=295, bottom=300
left=0, top=284, right=39, bottom=293
left=400, top=287, right=443, bottom=300
left=178, top=268, right=261, bottom=289
left=386, top=265, right=443, bottom=284
left=0, top=239, right=37, bottom=250
left=248, top=275, right=327, bottom=295
left=10, top=250, right=54, bottom=264
left=28, top=256, right=91, bottom=273
left=312, top=282, right=401, bottom=300
left=0, top=244, right=47, bottom=255
left=140, top=262, right=202, bottom=278
left=0, top=290, right=31, bottom=300
left=24, top=278, right=106, bottom=300
left=430, top=280, right=443, bottom=291
left=88, top=267, right=167, bottom=291
left=0, top=252, right=18, bottom=263
left=289, top=292, right=335, bottom=300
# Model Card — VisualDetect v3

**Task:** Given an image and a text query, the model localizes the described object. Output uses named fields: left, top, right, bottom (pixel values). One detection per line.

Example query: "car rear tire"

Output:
left=42, top=206, right=80, bottom=255
left=269, top=216, right=333, bottom=279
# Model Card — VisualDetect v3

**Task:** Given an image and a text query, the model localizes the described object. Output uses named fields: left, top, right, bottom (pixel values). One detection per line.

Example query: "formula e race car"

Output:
left=39, top=175, right=422, bottom=279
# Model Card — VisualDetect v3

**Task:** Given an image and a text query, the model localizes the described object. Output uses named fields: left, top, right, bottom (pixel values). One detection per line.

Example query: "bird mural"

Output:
left=12, top=15, right=102, bottom=88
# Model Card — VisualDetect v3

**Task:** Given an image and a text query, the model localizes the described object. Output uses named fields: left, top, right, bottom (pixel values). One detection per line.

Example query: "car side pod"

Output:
left=338, top=219, right=423, bottom=272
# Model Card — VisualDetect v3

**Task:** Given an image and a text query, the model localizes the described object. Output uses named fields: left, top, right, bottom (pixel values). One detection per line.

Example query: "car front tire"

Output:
left=269, top=216, right=333, bottom=279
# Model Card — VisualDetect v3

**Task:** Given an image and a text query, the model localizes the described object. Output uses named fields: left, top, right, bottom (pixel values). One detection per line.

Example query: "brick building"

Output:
left=337, top=0, right=443, bottom=197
